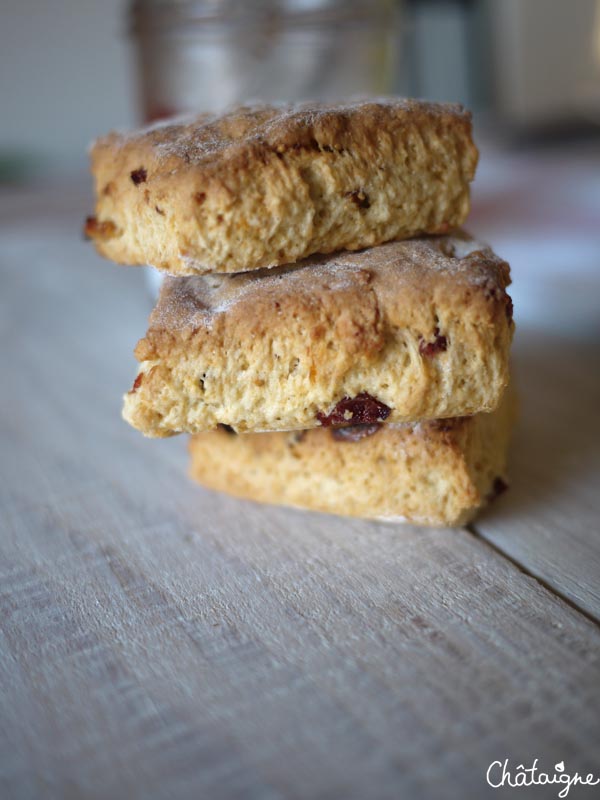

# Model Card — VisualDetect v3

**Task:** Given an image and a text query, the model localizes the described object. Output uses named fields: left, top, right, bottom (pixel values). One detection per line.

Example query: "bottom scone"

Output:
left=189, top=391, right=514, bottom=527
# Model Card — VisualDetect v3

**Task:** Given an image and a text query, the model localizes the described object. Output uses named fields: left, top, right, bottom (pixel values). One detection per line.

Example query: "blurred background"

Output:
left=1, top=0, right=599, bottom=329
left=2, top=0, right=600, bottom=177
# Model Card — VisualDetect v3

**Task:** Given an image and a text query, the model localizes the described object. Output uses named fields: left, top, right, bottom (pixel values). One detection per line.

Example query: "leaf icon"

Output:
left=555, top=762, right=565, bottom=772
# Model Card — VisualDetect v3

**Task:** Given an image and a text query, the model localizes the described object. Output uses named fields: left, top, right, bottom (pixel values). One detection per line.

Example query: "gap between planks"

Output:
left=465, top=521, right=600, bottom=631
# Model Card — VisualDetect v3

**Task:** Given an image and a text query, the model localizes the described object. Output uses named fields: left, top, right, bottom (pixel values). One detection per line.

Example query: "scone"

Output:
left=86, top=99, right=478, bottom=274
left=189, top=390, right=515, bottom=527
left=123, top=234, right=514, bottom=437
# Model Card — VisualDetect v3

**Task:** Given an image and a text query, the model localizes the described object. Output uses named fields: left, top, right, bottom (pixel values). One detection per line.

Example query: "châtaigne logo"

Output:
left=486, top=759, right=599, bottom=798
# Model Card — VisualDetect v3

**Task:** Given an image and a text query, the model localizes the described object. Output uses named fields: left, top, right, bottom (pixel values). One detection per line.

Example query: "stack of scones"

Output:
left=86, top=99, right=514, bottom=526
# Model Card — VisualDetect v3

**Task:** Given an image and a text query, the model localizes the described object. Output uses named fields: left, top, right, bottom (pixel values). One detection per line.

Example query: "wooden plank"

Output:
left=468, top=140, right=600, bottom=620
left=2, top=498, right=600, bottom=800
left=474, top=327, right=600, bottom=619
left=1, top=187, right=600, bottom=799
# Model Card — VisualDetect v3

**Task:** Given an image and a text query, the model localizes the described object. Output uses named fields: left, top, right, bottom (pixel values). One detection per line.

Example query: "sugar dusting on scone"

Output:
left=87, top=99, right=478, bottom=274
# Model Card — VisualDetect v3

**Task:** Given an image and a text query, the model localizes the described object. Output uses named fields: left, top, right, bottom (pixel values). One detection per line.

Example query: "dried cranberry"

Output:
left=346, top=189, right=370, bottom=209
left=147, top=106, right=177, bottom=122
left=130, top=167, right=147, bottom=185
left=331, top=423, right=381, bottom=442
left=487, top=476, right=509, bottom=502
left=317, top=393, right=391, bottom=427
left=83, top=216, right=118, bottom=240
left=419, top=327, right=447, bottom=357
left=434, top=420, right=456, bottom=433
left=128, top=373, right=143, bottom=394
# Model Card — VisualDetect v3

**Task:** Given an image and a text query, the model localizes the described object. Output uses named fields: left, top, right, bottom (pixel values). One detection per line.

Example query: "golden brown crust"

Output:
left=188, top=389, right=516, bottom=527
left=123, top=233, right=514, bottom=437
left=88, top=99, right=478, bottom=273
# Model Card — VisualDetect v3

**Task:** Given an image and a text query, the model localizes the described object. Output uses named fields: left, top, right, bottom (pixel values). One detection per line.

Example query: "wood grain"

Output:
left=1, top=184, right=599, bottom=800
left=473, top=327, right=600, bottom=618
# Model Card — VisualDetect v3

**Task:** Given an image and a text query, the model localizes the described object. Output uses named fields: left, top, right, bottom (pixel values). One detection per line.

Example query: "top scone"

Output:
left=86, top=99, right=478, bottom=275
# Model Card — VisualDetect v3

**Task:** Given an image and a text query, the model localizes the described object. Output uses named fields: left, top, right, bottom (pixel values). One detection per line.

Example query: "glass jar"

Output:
left=129, top=0, right=400, bottom=122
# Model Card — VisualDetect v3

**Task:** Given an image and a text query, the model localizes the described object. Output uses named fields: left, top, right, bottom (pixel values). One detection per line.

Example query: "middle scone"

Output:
left=124, top=232, right=514, bottom=437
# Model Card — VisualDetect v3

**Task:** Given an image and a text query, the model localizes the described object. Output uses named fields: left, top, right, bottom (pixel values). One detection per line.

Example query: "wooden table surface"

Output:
left=1, top=147, right=599, bottom=800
